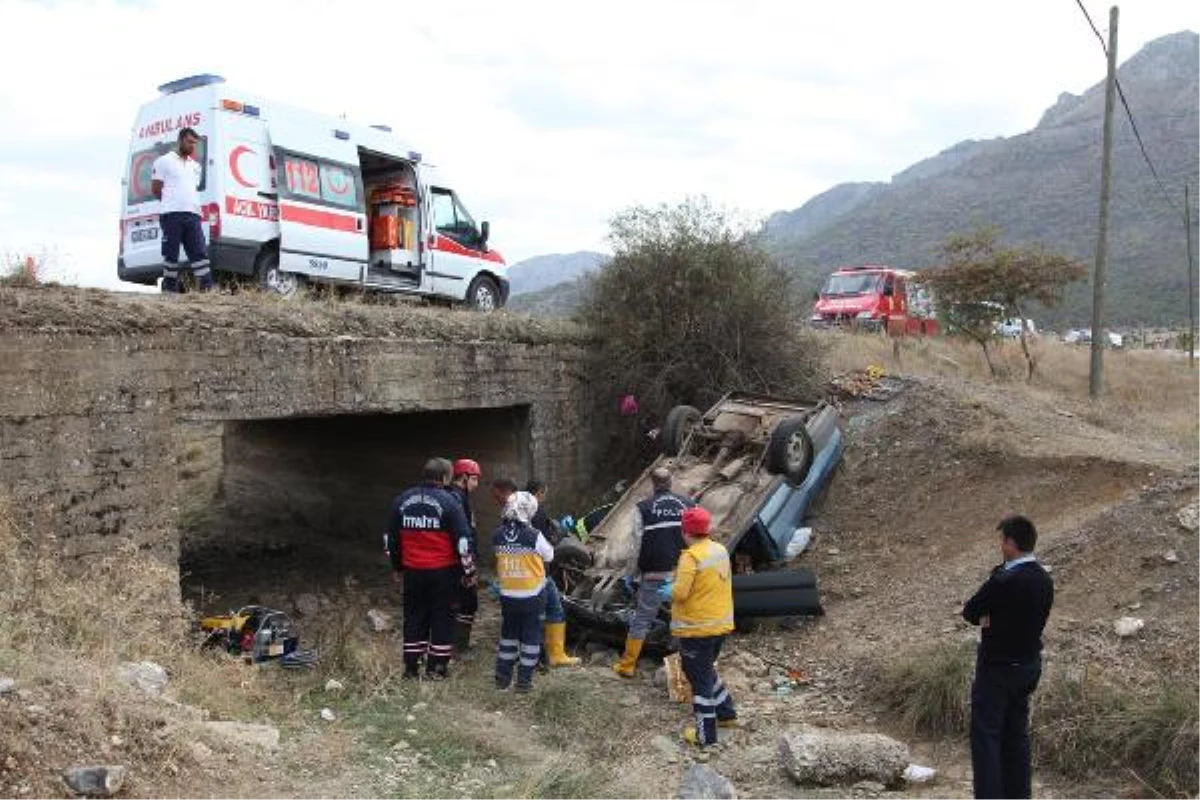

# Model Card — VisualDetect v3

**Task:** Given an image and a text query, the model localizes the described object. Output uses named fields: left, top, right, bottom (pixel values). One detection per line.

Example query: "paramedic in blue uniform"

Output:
left=151, top=127, right=214, bottom=293
left=384, top=458, right=476, bottom=680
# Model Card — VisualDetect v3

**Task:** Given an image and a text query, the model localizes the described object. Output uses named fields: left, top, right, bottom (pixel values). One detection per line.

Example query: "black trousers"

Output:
left=159, top=211, right=213, bottom=292
left=970, top=657, right=1041, bottom=799
left=401, top=567, right=457, bottom=672
left=679, top=635, right=736, bottom=745
left=495, top=593, right=546, bottom=689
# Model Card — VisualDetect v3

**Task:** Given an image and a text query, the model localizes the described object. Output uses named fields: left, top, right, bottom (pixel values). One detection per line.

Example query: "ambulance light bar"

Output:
left=158, top=74, right=225, bottom=95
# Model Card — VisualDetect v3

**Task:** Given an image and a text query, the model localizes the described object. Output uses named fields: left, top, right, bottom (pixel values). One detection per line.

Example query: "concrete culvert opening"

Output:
left=180, top=406, right=531, bottom=611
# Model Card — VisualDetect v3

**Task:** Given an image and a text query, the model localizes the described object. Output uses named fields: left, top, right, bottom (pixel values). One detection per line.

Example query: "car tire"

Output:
left=766, top=416, right=814, bottom=484
left=662, top=405, right=702, bottom=456
left=254, top=250, right=302, bottom=298
left=554, top=536, right=592, bottom=570
left=467, top=275, right=500, bottom=312
left=733, top=568, right=823, bottom=617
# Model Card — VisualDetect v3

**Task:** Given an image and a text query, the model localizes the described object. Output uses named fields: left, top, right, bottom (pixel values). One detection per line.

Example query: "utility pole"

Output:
left=1187, top=183, right=1196, bottom=367
left=1089, top=5, right=1119, bottom=399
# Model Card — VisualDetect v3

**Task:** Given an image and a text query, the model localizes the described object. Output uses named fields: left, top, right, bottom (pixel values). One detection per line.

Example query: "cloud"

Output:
left=0, top=0, right=1194, bottom=289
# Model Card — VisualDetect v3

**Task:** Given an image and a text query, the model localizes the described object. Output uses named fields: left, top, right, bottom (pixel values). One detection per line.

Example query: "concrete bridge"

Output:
left=0, top=288, right=609, bottom=590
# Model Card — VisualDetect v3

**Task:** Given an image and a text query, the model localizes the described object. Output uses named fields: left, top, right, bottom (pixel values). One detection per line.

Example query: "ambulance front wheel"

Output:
left=466, top=275, right=500, bottom=312
left=255, top=251, right=303, bottom=298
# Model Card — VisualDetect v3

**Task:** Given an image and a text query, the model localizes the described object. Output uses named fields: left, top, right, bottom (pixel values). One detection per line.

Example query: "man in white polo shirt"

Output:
left=151, top=127, right=213, bottom=292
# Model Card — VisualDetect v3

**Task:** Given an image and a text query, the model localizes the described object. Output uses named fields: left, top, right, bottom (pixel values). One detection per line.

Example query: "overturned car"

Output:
left=557, top=392, right=845, bottom=654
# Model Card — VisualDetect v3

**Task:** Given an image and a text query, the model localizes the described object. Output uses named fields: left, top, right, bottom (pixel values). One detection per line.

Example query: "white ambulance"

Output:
left=118, top=74, right=509, bottom=310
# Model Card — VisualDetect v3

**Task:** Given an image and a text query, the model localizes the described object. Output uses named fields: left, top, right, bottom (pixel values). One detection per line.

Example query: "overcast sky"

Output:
left=0, top=0, right=1195, bottom=290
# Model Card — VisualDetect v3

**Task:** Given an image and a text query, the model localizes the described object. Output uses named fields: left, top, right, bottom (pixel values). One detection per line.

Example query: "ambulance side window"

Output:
left=431, top=187, right=480, bottom=249
left=127, top=138, right=207, bottom=204
left=277, top=151, right=362, bottom=210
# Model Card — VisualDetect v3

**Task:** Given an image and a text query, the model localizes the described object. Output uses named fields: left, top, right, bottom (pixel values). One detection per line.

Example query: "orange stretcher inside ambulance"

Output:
left=118, top=74, right=509, bottom=310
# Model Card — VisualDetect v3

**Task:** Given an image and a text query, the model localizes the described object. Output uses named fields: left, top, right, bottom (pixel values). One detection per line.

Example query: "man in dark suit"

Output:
left=962, top=514, right=1055, bottom=799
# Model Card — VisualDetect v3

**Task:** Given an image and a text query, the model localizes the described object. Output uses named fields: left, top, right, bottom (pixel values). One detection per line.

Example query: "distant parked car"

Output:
left=995, top=318, right=1038, bottom=338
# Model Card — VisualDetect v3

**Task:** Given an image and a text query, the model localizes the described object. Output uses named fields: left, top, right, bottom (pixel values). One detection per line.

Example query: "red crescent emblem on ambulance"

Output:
left=326, top=169, right=350, bottom=195
left=229, top=145, right=258, bottom=188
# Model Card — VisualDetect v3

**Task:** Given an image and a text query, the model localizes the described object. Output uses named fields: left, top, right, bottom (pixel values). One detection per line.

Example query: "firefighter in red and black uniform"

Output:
left=448, top=458, right=482, bottom=653
left=384, top=457, right=476, bottom=680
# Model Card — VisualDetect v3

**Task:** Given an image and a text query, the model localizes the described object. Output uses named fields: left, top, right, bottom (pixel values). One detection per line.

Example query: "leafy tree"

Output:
left=919, top=227, right=1087, bottom=379
left=577, top=197, right=825, bottom=469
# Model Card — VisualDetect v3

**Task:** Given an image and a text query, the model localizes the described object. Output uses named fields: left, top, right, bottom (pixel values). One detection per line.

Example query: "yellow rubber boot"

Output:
left=612, top=638, right=644, bottom=677
left=544, top=623, right=581, bottom=667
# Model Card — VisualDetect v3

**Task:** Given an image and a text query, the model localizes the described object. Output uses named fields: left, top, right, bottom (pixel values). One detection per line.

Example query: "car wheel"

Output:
left=255, top=250, right=302, bottom=298
left=662, top=405, right=702, bottom=456
left=467, top=275, right=500, bottom=312
left=766, top=416, right=814, bottom=484
left=554, top=536, right=593, bottom=570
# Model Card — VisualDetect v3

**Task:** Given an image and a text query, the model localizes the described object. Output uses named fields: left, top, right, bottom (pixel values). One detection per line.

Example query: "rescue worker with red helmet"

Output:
left=383, top=457, right=475, bottom=680
left=448, top=457, right=482, bottom=652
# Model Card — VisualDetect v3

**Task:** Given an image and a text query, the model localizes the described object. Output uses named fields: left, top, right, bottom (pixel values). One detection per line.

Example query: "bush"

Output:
left=0, top=254, right=44, bottom=288
left=1034, top=668, right=1199, bottom=796
left=868, top=640, right=975, bottom=736
left=576, top=197, right=826, bottom=423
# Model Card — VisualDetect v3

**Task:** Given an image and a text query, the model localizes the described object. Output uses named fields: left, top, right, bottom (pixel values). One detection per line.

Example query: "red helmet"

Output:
left=453, top=458, right=481, bottom=478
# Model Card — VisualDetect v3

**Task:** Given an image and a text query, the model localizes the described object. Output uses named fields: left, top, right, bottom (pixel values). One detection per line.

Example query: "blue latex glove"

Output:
left=621, top=575, right=637, bottom=596
left=656, top=579, right=674, bottom=602
left=486, top=579, right=501, bottom=600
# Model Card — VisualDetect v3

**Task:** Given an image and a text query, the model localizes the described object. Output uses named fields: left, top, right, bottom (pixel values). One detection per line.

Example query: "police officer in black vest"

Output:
left=613, top=466, right=694, bottom=677
left=384, top=458, right=476, bottom=680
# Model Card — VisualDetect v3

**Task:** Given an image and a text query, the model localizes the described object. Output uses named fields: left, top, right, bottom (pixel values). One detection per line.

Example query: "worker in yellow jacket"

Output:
left=671, top=506, right=738, bottom=746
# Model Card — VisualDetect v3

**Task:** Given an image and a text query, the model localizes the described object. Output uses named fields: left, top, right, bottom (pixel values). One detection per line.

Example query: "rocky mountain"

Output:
left=512, top=32, right=1199, bottom=326
left=762, top=30, right=1199, bottom=327
left=506, top=251, right=609, bottom=296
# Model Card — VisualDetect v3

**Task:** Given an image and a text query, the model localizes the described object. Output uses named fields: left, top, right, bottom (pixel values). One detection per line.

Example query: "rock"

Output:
left=903, top=764, right=937, bottom=784
left=779, top=727, right=910, bottom=787
left=391, top=740, right=410, bottom=751
left=487, top=758, right=498, bottom=769
left=653, top=666, right=670, bottom=688
left=1114, top=617, right=1145, bottom=638
left=366, top=608, right=394, bottom=632
left=324, top=679, right=345, bottom=693
left=1177, top=504, right=1198, bottom=532
left=320, top=708, right=336, bottom=721
left=62, top=766, right=126, bottom=797
left=26, top=705, right=48, bottom=717
left=678, top=763, right=737, bottom=799
left=204, top=721, right=281, bottom=751
left=412, top=702, right=428, bottom=711
left=117, top=661, right=168, bottom=696
left=851, top=779, right=885, bottom=796
left=0, top=678, right=15, bottom=695
left=652, top=734, right=679, bottom=759
left=295, top=593, right=321, bottom=617
left=186, top=740, right=213, bottom=763
left=1164, top=550, right=1180, bottom=564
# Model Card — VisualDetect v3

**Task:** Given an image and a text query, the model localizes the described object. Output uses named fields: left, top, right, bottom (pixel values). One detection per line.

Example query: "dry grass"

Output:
left=1033, top=668, right=1199, bottom=797
left=868, top=640, right=1199, bottom=797
left=867, top=640, right=975, bottom=737
left=823, top=330, right=1199, bottom=453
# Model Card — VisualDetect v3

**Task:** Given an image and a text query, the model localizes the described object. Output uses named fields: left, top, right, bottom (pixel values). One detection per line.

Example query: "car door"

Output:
left=271, top=126, right=367, bottom=283
left=426, top=186, right=486, bottom=298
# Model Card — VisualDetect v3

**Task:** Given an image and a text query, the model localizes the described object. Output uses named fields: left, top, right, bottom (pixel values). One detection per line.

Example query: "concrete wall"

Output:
left=0, top=289, right=604, bottom=579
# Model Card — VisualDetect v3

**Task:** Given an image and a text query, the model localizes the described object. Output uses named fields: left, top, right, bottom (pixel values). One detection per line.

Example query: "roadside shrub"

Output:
left=577, top=196, right=826, bottom=421
left=0, top=254, right=44, bottom=288
left=1034, top=668, right=1199, bottom=796
left=868, top=640, right=975, bottom=736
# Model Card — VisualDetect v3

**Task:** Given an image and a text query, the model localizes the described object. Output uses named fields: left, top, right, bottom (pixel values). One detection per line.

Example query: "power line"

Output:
left=1072, top=0, right=1186, bottom=221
